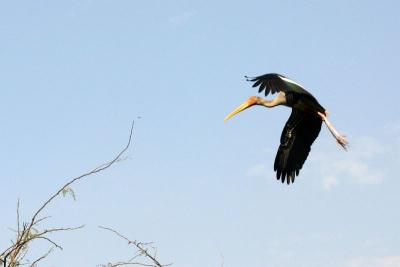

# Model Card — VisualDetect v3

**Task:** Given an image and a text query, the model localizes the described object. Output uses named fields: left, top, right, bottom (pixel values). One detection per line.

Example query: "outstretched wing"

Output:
left=245, top=73, right=313, bottom=97
left=274, top=109, right=322, bottom=184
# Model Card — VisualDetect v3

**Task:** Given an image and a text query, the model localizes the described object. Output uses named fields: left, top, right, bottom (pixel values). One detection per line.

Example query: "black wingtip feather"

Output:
left=259, top=83, right=266, bottom=92
left=253, top=80, right=262, bottom=88
left=244, top=75, right=257, bottom=82
left=275, top=169, right=297, bottom=184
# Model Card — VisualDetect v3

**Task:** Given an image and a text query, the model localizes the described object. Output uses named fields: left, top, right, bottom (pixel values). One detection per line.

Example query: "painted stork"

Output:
left=224, top=73, right=348, bottom=184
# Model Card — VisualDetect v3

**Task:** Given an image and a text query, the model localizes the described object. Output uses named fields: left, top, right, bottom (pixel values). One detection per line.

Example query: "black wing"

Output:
left=274, top=109, right=322, bottom=184
left=245, top=73, right=313, bottom=97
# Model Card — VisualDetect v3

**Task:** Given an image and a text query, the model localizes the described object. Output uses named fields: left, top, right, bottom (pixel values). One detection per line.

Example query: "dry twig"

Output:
left=98, top=226, right=171, bottom=267
left=1, top=122, right=135, bottom=267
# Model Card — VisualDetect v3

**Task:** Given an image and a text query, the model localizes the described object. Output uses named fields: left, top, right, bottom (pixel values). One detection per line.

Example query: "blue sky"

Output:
left=1, top=1, right=399, bottom=266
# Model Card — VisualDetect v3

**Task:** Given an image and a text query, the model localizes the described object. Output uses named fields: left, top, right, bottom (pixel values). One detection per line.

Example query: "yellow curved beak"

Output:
left=224, top=98, right=257, bottom=121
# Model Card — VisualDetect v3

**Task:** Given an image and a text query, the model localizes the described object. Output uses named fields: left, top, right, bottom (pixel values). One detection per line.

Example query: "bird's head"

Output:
left=224, top=96, right=260, bottom=121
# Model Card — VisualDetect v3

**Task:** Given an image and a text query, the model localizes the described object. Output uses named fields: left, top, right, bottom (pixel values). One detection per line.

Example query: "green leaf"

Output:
left=61, top=187, right=76, bottom=201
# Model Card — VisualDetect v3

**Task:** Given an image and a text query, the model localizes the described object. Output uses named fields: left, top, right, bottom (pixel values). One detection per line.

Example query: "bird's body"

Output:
left=225, top=73, right=347, bottom=184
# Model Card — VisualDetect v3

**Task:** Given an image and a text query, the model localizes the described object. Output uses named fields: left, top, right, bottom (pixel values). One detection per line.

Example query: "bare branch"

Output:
left=32, top=216, right=51, bottom=227
left=34, top=237, right=62, bottom=251
left=99, top=226, right=172, bottom=267
left=29, top=121, right=135, bottom=228
left=29, top=247, right=53, bottom=267
left=16, top=200, right=20, bottom=242
left=1, top=121, right=135, bottom=267
left=36, top=225, right=85, bottom=236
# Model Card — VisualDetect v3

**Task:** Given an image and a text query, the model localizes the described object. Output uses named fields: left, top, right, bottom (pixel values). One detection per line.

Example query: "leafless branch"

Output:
left=29, top=247, right=53, bottom=267
left=29, top=121, right=135, bottom=228
left=1, top=121, right=135, bottom=267
left=16, top=200, right=20, bottom=242
left=99, top=226, right=172, bottom=267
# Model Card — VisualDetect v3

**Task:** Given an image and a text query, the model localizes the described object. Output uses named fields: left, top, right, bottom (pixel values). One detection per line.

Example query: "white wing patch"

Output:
left=278, top=75, right=304, bottom=88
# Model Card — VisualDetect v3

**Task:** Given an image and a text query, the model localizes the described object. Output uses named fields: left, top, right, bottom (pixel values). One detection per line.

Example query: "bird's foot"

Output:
left=318, top=111, right=349, bottom=151
left=335, top=134, right=349, bottom=151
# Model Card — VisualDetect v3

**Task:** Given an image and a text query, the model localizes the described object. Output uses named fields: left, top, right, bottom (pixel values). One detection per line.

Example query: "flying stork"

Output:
left=224, top=73, right=348, bottom=184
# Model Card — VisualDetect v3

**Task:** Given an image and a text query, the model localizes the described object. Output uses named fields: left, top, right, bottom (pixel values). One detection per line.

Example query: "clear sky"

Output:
left=1, top=1, right=400, bottom=267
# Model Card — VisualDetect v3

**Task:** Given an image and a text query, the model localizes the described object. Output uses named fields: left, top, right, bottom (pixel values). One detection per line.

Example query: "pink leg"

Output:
left=318, top=112, right=348, bottom=150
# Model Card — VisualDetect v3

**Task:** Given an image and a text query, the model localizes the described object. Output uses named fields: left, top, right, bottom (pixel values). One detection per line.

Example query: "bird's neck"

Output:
left=257, top=92, right=287, bottom=108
